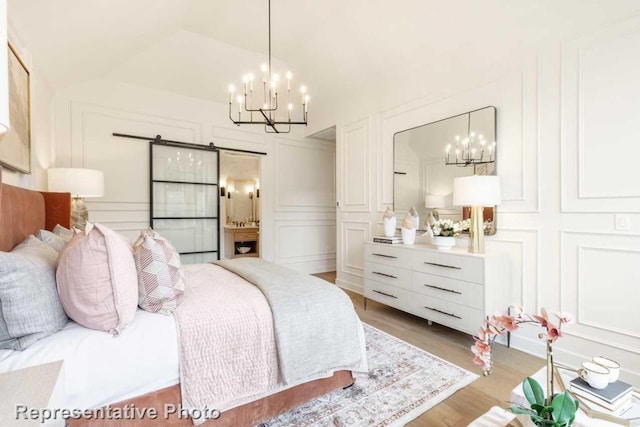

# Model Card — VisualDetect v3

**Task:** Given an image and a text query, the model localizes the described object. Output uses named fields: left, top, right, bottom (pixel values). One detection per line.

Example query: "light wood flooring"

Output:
left=313, top=271, right=545, bottom=426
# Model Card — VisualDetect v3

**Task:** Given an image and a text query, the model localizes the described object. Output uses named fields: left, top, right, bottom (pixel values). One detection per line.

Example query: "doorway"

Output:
left=220, top=152, right=261, bottom=259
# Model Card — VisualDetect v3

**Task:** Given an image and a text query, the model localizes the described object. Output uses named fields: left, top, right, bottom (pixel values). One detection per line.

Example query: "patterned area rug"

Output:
left=262, top=323, right=478, bottom=427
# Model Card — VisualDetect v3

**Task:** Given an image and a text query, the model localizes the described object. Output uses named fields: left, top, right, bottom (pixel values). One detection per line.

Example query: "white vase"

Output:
left=401, top=228, right=416, bottom=245
left=432, top=236, right=456, bottom=251
left=383, top=216, right=396, bottom=237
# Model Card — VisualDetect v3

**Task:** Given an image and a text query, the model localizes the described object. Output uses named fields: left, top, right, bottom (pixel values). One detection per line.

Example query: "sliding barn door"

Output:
left=150, top=142, right=220, bottom=264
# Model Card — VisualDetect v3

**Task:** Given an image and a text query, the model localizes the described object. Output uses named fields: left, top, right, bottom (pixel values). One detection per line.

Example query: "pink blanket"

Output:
left=173, top=264, right=280, bottom=423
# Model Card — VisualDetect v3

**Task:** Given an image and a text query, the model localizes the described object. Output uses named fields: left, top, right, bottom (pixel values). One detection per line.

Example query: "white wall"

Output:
left=1, top=23, right=55, bottom=190
left=53, top=79, right=336, bottom=273
left=335, top=14, right=640, bottom=385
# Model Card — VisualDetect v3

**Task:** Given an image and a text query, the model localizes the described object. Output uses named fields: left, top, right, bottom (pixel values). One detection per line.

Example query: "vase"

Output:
left=432, top=236, right=456, bottom=250
left=515, top=414, right=537, bottom=427
left=383, top=216, right=396, bottom=237
left=401, top=228, right=416, bottom=245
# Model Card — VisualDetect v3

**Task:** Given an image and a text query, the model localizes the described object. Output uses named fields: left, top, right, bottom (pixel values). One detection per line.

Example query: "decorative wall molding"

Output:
left=560, top=230, right=640, bottom=355
left=339, top=118, right=371, bottom=212
left=273, top=139, right=335, bottom=212
left=487, top=228, right=540, bottom=311
left=340, top=221, right=370, bottom=278
left=561, top=15, right=640, bottom=212
left=378, top=59, right=540, bottom=215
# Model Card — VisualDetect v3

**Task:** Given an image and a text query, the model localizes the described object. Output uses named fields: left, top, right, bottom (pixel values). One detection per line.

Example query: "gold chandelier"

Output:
left=227, top=0, right=309, bottom=134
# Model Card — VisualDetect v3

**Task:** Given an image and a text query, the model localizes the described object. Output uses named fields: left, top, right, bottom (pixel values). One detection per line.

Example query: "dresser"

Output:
left=363, top=242, right=510, bottom=335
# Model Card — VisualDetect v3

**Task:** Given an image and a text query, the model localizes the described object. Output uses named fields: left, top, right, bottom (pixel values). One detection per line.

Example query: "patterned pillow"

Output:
left=0, top=236, right=68, bottom=350
left=37, top=229, right=67, bottom=252
left=56, top=223, right=138, bottom=334
left=133, top=229, right=185, bottom=315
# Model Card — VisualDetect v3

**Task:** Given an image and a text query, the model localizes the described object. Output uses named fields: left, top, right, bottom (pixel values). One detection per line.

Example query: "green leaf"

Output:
left=531, top=403, right=546, bottom=414
left=510, top=406, right=537, bottom=417
left=523, top=377, right=545, bottom=406
left=551, top=392, right=577, bottom=424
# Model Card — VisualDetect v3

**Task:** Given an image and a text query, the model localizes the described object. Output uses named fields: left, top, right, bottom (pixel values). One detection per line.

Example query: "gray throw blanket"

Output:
left=213, top=258, right=367, bottom=385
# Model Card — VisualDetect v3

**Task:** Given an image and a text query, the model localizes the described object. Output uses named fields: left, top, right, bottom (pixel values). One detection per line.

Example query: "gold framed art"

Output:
left=0, top=43, right=31, bottom=174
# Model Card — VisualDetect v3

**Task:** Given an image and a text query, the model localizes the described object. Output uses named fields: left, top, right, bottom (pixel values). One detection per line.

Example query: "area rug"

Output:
left=262, top=323, right=478, bottom=427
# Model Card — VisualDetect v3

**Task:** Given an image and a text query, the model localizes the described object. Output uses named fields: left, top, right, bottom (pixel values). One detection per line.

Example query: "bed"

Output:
left=0, top=168, right=362, bottom=427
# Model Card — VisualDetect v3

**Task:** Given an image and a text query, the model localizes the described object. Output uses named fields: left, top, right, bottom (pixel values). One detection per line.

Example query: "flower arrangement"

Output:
left=472, top=308, right=578, bottom=427
left=423, top=219, right=460, bottom=237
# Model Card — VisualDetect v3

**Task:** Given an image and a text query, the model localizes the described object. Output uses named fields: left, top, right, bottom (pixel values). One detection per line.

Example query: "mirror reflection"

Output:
left=393, top=106, right=497, bottom=234
left=226, top=179, right=258, bottom=224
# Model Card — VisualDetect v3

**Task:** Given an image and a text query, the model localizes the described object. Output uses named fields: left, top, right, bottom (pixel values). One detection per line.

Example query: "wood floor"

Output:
left=313, top=271, right=545, bottom=426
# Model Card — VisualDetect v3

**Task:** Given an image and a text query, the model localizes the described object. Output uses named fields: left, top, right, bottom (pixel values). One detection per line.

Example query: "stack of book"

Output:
left=569, top=377, right=634, bottom=417
left=373, top=235, right=403, bottom=244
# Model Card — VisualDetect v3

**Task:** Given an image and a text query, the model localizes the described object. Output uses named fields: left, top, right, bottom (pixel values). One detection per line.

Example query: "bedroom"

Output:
left=1, top=0, right=639, bottom=426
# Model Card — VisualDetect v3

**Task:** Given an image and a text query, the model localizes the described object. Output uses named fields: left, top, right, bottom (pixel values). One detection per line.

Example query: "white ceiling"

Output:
left=8, top=0, right=640, bottom=118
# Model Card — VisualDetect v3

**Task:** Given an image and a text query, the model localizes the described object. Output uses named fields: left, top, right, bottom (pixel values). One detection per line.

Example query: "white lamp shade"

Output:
left=453, top=175, right=501, bottom=206
left=0, top=2, right=10, bottom=135
left=425, top=194, right=446, bottom=208
left=48, top=168, right=104, bottom=198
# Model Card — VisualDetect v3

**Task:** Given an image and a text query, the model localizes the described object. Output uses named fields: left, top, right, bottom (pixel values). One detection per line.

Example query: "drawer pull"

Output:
left=423, top=261, right=461, bottom=270
left=424, top=284, right=462, bottom=295
left=373, top=290, right=398, bottom=299
left=372, top=253, right=397, bottom=259
left=424, top=306, right=462, bottom=319
left=373, top=271, right=397, bottom=279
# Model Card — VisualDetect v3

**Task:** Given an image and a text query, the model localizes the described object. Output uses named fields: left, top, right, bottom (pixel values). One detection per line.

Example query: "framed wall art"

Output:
left=0, top=43, right=31, bottom=174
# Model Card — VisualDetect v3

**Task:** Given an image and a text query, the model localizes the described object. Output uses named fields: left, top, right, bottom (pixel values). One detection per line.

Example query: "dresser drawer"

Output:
left=364, top=261, right=412, bottom=290
left=411, top=293, right=484, bottom=335
left=412, top=251, right=484, bottom=283
left=412, top=271, right=484, bottom=310
left=364, top=243, right=412, bottom=269
left=234, top=232, right=258, bottom=242
left=364, top=280, right=410, bottom=311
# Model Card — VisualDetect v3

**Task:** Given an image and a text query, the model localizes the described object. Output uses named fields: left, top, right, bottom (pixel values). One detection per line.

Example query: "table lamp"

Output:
left=48, top=168, right=104, bottom=230
left=424, top=194, right=446, bottom=224
left=453, top=175, right=501, bottom=254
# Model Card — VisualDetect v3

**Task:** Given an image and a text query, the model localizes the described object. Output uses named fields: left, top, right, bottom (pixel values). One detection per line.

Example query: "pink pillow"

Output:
left=133, top=229, right=185, bottom=315
left=56, top=223, right=138, bottom=334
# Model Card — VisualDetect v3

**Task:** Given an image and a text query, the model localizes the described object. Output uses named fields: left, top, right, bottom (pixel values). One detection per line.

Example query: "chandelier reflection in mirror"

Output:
left=445, top=113, right=496, bottom=167
left=227, top=0, right=309, bottom=134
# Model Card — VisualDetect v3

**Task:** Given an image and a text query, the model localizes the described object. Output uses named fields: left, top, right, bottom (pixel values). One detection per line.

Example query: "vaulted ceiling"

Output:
left=8, top=0, right=640, bottom=128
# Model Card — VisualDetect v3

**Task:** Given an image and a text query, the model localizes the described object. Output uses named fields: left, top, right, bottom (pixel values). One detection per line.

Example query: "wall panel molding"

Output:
left=340, top=118, right=371, bottom=212
left=561, top=16, right=640, bottom=212
left=274, top=139, right=335, bottom=212
left=560, top=230, right=640, bottom=355
left=340, top=221, right=370, bottom=278
left=378, top=59, right=540, bottom=215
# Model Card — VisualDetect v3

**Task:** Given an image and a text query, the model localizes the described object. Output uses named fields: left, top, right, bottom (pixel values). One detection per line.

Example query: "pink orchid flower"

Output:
left=497, top=314, right=518, bottom=332
left=547, top=323, right=562, bottom=342
left=554, top=311, right=574, bottom=324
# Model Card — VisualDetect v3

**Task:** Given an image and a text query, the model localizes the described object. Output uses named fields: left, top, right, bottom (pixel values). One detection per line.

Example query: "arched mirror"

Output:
left=393, top=106, right=498, bottom=234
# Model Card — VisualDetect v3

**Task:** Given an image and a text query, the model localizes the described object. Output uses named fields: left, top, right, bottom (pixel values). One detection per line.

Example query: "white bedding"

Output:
left=0, top=310, right=179, bottom=426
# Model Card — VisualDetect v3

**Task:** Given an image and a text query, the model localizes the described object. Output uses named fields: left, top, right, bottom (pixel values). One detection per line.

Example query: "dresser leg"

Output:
left=363, top=297, right=367, bottom=310
left=427, top=319, right=433, bottom=326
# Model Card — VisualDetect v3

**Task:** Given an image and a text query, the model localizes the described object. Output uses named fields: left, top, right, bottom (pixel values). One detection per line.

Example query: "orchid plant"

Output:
left=472, top=308, right=578, bottom=427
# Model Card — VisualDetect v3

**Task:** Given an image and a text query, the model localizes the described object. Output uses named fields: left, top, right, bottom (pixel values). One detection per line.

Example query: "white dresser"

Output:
left=363, top=242, right=510, bottom=335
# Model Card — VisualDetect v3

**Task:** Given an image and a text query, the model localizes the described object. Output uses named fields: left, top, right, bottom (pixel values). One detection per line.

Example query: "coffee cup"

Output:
left=593, top=356, right=620, bottom=383
left=578, top=361, right=610, bottom=389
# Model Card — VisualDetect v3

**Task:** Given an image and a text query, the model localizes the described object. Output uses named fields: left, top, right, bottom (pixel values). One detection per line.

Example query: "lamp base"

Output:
left=71, top=197, right=88, bottom=230
left=468, top=205, right=485, bottom=254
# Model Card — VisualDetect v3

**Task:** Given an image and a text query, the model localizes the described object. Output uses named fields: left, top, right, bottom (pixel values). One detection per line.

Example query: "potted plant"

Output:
left=422, top=219, right=460, bottom=250
left=472, top=308, right=578, bottom=426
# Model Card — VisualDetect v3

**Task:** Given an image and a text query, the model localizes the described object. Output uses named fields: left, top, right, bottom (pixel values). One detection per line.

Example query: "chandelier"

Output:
left=445, top=114, right=496, bottom=167
left=227, top=0, right=309, bottom=134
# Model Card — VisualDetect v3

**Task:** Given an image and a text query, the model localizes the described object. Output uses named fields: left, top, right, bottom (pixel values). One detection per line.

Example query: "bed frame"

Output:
left=0, top=168, right=354, bottom=426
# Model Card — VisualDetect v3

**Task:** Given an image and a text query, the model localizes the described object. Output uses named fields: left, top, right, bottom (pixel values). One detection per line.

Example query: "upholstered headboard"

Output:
left=0, top=168, right=71, bottom=252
